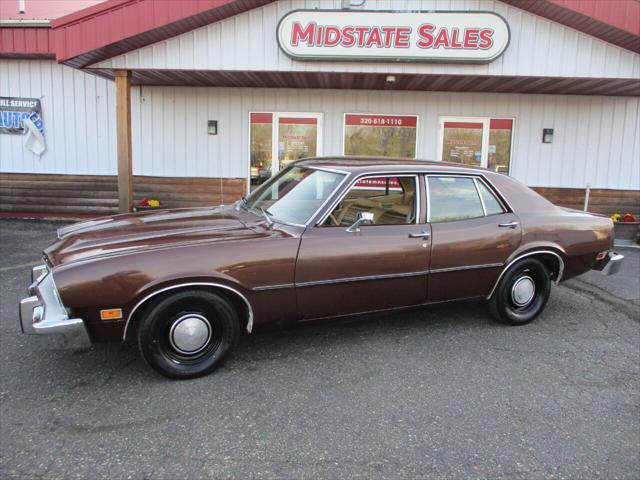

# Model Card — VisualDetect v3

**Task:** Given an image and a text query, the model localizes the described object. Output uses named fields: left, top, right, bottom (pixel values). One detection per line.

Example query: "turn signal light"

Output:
left=100, top=308, right=123, bottom=320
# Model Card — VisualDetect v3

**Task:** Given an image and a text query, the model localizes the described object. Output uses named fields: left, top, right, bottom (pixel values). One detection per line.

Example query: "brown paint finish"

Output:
left=429, top=213, right=521, bottom=301
left=39, top=158, right=614, bottom=343
left=295, top=224, right=431, bottom=319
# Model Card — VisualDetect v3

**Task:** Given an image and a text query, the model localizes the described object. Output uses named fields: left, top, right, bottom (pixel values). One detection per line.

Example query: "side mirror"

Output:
left=346, top=211, right=374, bottom=233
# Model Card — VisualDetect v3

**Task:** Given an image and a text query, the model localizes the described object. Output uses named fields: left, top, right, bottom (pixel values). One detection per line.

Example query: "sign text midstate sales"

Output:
left=277, top=11, right=510, bottom=63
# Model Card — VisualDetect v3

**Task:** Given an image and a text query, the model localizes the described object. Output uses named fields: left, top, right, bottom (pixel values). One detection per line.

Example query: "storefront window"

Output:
left=439, top=117, right=514, bottom=174
left=488, top=119, right=513, bottom=174
left=344, top=114, right=417, bottom=158
left=249, top=112, right=322, bottom=191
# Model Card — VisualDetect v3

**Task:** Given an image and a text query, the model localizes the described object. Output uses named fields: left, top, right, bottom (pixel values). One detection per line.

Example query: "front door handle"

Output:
left=498, top=221, right=519, bottom=229
left=408, top=231, right=431, bottom=239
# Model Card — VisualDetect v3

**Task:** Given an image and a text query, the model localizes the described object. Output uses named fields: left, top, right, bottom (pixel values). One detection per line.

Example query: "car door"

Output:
left=295, top=174, right=431, bottom=320
left=426, top=175, right=521, bottom=302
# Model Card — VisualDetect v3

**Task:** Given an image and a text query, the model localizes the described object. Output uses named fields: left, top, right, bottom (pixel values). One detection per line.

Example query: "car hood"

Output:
left=45, top=206, right=271, bottom=267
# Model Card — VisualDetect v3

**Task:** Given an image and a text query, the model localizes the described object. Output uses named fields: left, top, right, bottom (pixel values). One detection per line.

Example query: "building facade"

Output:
left=1, top=0, right=639, bottom=216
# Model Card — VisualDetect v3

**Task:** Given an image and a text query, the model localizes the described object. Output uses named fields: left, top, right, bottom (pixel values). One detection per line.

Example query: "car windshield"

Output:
left=242, top=166, right=346, bottom=225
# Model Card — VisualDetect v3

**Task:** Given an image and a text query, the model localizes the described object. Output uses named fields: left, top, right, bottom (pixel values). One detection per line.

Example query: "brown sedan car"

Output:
left=20, top=158, right=623, bottom=378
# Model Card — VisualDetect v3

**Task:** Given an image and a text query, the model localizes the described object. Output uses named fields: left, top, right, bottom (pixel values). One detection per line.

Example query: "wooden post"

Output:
left=115, top=70, right=132, bottom=213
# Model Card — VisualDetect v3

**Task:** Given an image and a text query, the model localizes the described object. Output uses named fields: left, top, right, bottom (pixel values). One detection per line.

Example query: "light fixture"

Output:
left=542, top=128, right=554, bottom=143
left=386, top=75, right=397, bottom=84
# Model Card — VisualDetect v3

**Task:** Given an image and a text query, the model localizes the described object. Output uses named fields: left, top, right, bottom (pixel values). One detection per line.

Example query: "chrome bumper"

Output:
left=19, top=264, right=91, bottom=348
left=596, top=252, right=624, bottom=276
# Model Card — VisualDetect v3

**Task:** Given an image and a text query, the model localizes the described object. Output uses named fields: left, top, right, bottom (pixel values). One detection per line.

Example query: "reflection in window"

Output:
left=325, top=176, right=417, bottom=226
left=250, top=113, right=273, bottom=190
left=246, top=167, right=345, bottom=225
left=428, top=177, right=484, bottom=222
left=488, top=119, right=513, bottom=174
left=344, top=114, right=417, bottom=158
left=476, top=180, right=505, bottom=216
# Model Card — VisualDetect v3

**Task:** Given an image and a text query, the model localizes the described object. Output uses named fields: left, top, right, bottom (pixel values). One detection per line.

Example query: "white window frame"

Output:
left=248, top=111, right=324, bottom=194
left=342, top=113, right=420, bottom=158
left=437, top=116, right=516, bottom=172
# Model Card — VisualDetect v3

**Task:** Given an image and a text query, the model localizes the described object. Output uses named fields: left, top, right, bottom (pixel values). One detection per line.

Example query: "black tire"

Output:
left=489, top=258, right=552, bottom=326
left=137, top=289, right=240, bottom=379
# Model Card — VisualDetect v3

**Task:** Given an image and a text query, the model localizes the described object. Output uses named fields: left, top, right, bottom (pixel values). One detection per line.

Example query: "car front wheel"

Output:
left=489, top=258, right=552, bottom=325
left=138, top=289, right=240, bottom=379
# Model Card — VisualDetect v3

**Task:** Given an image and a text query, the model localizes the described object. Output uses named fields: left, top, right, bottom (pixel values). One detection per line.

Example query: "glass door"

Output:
left=440, top=119, right=488, bottom=167
left=250, top=112, right=322, bottom=191
left=438, top=117, right=514, bottom=173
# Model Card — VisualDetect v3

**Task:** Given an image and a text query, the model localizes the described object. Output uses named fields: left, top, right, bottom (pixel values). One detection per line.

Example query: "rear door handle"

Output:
left=408, top=231, right=431, bottom=239
left=498, top=221, right=519, bottom=229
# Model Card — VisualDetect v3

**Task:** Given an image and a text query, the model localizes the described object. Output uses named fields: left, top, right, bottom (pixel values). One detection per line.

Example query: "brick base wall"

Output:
left=0, top=173, right=246, bottom=215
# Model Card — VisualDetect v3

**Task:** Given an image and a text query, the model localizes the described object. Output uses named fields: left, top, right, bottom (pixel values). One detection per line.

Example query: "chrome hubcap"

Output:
left=169, top=314, right=212, bottom=355
left=511, top=276, right=536, bottom=307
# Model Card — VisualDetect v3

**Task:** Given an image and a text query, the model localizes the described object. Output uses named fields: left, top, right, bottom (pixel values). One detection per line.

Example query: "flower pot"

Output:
left=614, top=221, right=640, bottom=244
left=133, top=205, right=162, bottom=212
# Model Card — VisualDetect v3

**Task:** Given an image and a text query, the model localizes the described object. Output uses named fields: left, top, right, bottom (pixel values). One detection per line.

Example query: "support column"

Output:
left=115, top=70, right=132, bottom=213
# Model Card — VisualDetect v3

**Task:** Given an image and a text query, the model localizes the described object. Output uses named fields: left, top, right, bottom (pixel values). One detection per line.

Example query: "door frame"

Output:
left=248, top=111, right=323, bottom=194
left=437, top=115, right=516, bottom=172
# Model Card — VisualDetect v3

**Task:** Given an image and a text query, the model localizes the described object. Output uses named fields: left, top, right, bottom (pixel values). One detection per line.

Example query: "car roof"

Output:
left=294, top=156, right=490, bottom=175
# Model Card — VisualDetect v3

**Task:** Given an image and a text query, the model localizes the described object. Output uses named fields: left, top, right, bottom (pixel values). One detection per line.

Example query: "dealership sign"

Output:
left=277, top=10, right=510, bottom=63
left=0, top=97, right=44, bottom=135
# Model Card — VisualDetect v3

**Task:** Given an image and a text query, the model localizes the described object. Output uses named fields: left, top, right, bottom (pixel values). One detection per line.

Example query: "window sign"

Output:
left=278, top=117, right=318, bottom=171
left=439, top=116, right=514, bottom=174
left=249, top=112, right=322, bottom=191
left=441, top=121, right=484, bottom=166
left=344, top=114, right=418, bottom=158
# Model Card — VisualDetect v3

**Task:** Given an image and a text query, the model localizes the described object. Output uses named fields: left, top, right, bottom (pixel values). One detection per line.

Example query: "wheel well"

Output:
left=487, top=249, right=565, bottom=300
left=532, top=252, right=564, bottom=282
left=123, top=284, right=253, bottom=342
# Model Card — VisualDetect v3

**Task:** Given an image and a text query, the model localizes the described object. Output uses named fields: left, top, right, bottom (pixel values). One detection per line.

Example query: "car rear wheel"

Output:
left=138, top=290, right=240, bottom=379
left=489, top=258, right=552, bottom=325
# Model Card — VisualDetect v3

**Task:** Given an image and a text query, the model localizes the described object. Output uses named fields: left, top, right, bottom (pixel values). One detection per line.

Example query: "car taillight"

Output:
left=596, top=251, right=608, bottom=261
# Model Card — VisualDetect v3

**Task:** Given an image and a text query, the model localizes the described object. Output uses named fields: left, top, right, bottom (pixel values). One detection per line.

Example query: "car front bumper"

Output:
left=19, top=264, right=91, bottom=348
left=594, top=251, right=625, bottom=276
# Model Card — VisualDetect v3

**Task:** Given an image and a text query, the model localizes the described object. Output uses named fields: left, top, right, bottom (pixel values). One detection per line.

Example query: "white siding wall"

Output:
left=0, top=59, right=117, bottom=175
left=1, top=58, right=638, bottom=191
left=92, top=0, right=640, bottom=80
left=131, top=86, right=640, bottom=190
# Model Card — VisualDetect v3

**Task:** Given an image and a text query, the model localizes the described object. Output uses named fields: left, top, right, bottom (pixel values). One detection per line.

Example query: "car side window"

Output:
left=428, top=176, right=484, bottom=222
left=476, top=180, right=505, bottom=216
left=323, top=176, right=417, bottom=226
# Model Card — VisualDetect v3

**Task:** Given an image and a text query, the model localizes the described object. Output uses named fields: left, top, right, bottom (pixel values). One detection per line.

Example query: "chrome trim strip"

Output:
left=430, top=262, right=503, bottom=274
left=308, top=166, right=350, bottom=175
left=296, top=269, right=429, bottom=288
left=486, top=250, right=565, bottom=300
left=253, top=283, right=295, bottom=291
left=473, top=177, right=488, bottom=216
left=315, top=173, right=421, bottom=227
left=255, top=263, right=503, bottom=291
left=123, top=282, right=255, bottom=341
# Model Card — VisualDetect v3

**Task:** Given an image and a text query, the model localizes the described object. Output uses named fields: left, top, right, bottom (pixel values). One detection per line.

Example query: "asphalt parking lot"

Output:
left=1, top=219, right=638, bottom=480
